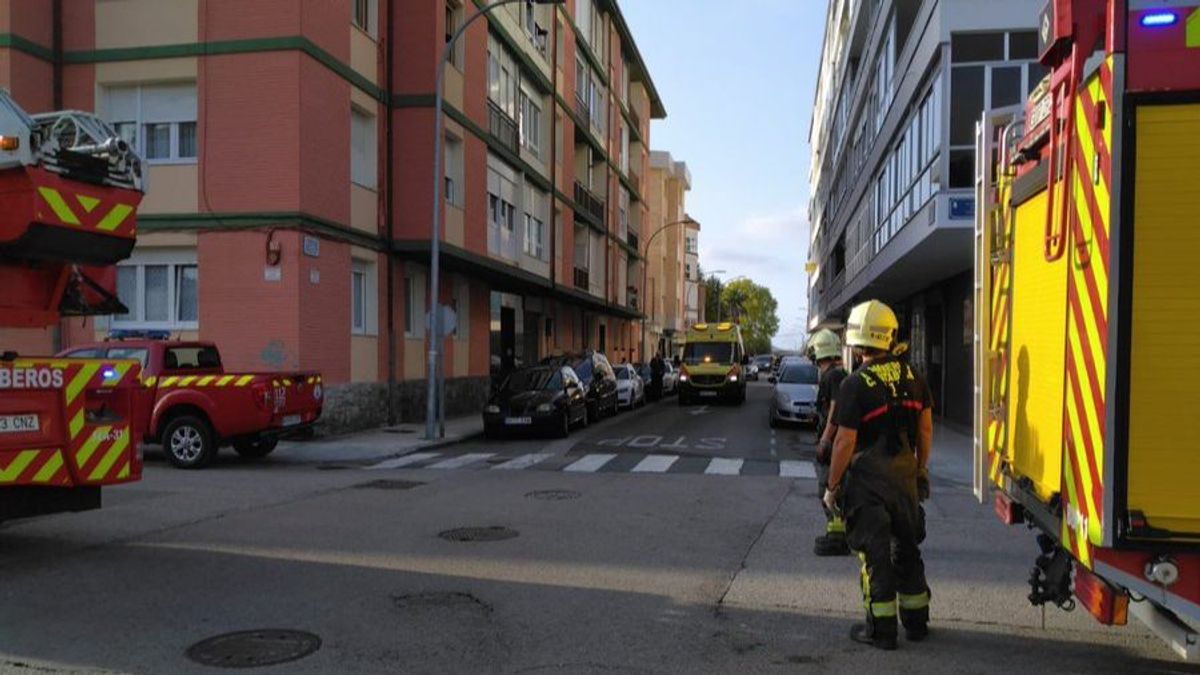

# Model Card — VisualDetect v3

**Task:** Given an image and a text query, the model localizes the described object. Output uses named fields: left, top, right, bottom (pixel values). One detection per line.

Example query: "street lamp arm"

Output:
left=639, top=217, right=697, bottom=362
left=427, top=0, right=564, bottom=440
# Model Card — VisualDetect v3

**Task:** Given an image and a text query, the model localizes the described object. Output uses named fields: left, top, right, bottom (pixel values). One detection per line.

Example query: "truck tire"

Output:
left=162, top=415, right=216, bottom=469
left=233, top=437, right=279, bottom=459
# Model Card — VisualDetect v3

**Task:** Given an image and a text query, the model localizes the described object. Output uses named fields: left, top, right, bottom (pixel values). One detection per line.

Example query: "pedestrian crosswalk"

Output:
left=363, top=451, right=816, bottom=478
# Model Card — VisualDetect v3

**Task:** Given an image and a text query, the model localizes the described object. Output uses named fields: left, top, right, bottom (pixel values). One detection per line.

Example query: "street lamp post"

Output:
left=427, top=0, right=564, bottom=440
left=639, top=217, right=697, bottom=362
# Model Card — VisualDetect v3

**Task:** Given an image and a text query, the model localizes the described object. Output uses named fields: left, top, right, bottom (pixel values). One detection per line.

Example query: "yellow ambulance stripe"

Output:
left=96, top=203, right=134, bottom=231
left=75, top=426, right=110, bottom=468
left=235, top=375, right=254, bottom=387
left=69, top=409, right=85, bottom=439
left=65, top=363, right=101, bottom=405
left=89, top=432, right=128, bottom=481
left=217, top=375, right=235, bottom=386
left=0, top=450, right=39, bottom=482
left=37, top=187, right=81, bottom=225
left=32, top=452, right=63, bottom=483
left=198, top=376, right=216, bottom=386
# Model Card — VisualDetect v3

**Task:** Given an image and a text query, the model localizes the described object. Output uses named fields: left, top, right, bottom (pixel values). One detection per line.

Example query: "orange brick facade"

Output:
left=0, top=0, right=666, bottom=431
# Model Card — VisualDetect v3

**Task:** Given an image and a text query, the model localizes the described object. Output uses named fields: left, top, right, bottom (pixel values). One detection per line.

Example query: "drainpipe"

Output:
left=384, top=0, right=398, bottom=425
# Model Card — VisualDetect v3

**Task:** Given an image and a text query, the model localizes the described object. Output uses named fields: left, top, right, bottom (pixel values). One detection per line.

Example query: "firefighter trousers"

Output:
left=843, top=464, right=930, bottom=634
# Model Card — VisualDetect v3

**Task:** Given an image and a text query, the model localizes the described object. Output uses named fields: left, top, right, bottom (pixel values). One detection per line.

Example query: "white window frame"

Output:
left=350, top=258, right=378, bottom=336
left=352, top=0, right=377, bottom=38
left=105, top=84, right=197, bottom=166
left=112, top=248, right=199, bottom=331
left=445, top=132, right=464, bottom=207
left=404, top=270, right=426, bottom=338
left=519, top=91, right=542, bottom=156
left=445, top=0, right=464, bottom=69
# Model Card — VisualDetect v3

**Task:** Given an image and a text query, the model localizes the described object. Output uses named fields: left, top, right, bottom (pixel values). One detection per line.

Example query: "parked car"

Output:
left=768, top=361, right=820, bottom=428
left=635, top=363, right=653, bottom=388
left=483, top=365, right=588, bottom=438
left=773, top=354, right=804, bottom=380
left=745, top=363, right=760, bottom=381
left=544, top=351, right=619, bottom=420
left=60, top=339, right=322, bottom=469
left=615, top=363, right=646, bottom=409
left=661, top=361, right=679, bottom=395
left=752, top=354, right=775, bottom=374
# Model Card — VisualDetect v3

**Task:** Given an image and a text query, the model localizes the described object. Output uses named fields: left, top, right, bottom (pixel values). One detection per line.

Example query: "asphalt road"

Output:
left=0, top=381, right=1191, bottom=674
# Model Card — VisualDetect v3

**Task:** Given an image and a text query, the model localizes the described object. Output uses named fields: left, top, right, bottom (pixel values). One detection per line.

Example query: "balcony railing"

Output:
left=574, top=181, right=605, bottom=223
left=487, top=100, right=518, bottom=154
left=573, top=267, right=589, bottom=290
left=574, top=95, right=589, bottom=127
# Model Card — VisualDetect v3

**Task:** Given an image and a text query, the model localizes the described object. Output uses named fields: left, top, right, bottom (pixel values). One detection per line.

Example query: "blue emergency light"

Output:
left=102, top=368, right=117, bottom=379
left=1141, top=11, right=1178, bottom=27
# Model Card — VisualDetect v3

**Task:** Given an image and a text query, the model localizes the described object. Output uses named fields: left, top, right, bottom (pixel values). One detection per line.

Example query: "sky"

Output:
left=622, top=0, right=826, bottom=350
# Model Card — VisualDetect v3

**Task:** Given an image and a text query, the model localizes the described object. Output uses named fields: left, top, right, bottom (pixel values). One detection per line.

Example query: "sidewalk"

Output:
left=276, top=415, right=484, bottom=465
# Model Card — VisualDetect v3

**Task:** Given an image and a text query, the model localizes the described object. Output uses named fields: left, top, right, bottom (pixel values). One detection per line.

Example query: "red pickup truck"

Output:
left=60, top=340, right=322, bottom=469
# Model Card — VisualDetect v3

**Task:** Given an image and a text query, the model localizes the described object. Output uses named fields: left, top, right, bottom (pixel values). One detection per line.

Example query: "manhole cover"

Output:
left=525, top=489, right=581, bottom=501
left=355, top=479, right=426, bottom=490
left=185, top=629, right=321, bottom=668
left=438, top=526, right=519, bottom=542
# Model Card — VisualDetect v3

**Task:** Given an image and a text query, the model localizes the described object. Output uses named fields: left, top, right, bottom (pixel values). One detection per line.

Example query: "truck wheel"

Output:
left=233, top=437, right=279, bottom=459
left=163, top=416, right=216, bottom=469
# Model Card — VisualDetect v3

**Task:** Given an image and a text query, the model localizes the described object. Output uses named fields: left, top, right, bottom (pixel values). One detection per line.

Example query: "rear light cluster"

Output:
left=251, top=382, right=272, bottom=411
left=678, top=366, right=689, bottom=383
left=1075, top=565, right=1128, bottom=626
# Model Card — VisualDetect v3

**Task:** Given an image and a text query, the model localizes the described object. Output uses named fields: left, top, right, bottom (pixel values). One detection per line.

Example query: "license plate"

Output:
left=699, top=390, right=719, bottom=398
left=282, top=414, right=302, bottom=427
left=505, top=417, right=533, bottom=426
left=0, top=414, right=39, bottom=434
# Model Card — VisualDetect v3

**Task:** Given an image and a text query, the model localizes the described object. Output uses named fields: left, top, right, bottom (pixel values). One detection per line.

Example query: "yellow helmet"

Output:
left=845, top=300, right=898, bottom=351
left=807, top=329, right=842, bottom=361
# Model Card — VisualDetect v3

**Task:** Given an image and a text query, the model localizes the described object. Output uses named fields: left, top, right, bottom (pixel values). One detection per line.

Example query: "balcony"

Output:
left=488, top=100, right=518, bottom=154
left=574, top=95, right=589, bottom=127
left=574, top=181, right=605, bottom=223
left=573, top=267, right=589, bottom=290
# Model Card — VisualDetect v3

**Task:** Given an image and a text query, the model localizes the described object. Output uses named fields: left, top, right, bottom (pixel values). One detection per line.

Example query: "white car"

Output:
left=769, top=361, right=820, bottom=427
left=661, top=361, right=679, bottom=394
left=615, top=364, right=646, bottom=409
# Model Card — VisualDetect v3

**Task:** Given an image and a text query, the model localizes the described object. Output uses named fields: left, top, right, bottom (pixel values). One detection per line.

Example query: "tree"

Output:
left=702, top=274, right=723, bottom=323
left=720, top=279, right=779, bottom=355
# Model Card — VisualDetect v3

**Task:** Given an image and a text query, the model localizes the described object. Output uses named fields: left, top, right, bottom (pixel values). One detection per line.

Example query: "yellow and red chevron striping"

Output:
left=1059, top=58, right=1114, bottom=566
left=0, top=449, right=71, bottom=486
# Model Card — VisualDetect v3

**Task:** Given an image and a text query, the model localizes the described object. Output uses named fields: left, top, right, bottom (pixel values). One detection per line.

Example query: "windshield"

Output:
left=572, top=359, right=593, bottom=382
left=107, top=347, right=149, bottom=369
left=502, top=369, right=562, bottom=392
left=753, top=355, right=773, bottom=367
left=779, top=364, right=819, bottom=385
left=616, top=368, right=630, bottom=380
left=683, top=342, right=733, bottom=366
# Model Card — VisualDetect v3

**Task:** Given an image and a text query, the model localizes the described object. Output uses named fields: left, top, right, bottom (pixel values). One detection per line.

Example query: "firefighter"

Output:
left=809, top=328, right=850, bottom=556
left=823, top=299, right=934, bottom=650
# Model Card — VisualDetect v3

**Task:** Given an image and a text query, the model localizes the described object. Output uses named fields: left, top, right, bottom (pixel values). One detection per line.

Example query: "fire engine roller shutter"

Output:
left=1127, top=102, right=1200, bottom=540
left=1006, top=190, right=1069, bottom=503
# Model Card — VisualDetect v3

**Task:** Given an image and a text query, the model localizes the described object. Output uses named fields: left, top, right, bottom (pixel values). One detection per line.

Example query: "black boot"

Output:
left=850, top=615, right=898, bottom=651
left=813, top=532, right=850, bottom=556
left=901, top=607, right=929, bottom=642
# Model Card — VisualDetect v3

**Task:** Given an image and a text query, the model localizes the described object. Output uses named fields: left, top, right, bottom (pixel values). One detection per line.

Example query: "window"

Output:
left=487, top=37, right=518, bottom=119
left=113, top=249, right=198, bottom=330
left=951, top=32, right=1005, bottom=63
left=350, top=107, right=377, bottom=188
left=445, top=133, right=464, bottom=207
left=445, top=0, right=463, bottom=68
left=523, top=185, right=547, bottom=260
left=519, top=91, right=542, bottom=155
left=104, top=83, right=197, bottom=164
left=404, top=272, right=425, bottom=338
left=522, top=0, right=547, bottom=56
left=403, top=275, right=414, bottom=335
left=164, top=346, right=221, bottom=370
left=351, top=260, right=367, bottom=334
left=352, top=0, right=377, bottom=37
left=950, top=66, right=984, bottom=146
left=991, top=66, right=1023, bottom=109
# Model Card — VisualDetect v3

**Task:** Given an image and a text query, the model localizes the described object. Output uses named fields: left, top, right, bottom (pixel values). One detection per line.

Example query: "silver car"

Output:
left=768, top=361, right=820, bottom=427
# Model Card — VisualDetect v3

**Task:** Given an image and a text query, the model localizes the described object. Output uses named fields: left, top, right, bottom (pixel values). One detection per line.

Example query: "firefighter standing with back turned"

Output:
left=808, top=329, right=849, bottom=556
left=824, top=299, right=934, bottom=650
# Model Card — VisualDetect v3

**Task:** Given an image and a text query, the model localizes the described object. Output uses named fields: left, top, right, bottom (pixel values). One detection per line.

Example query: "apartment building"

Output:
left=807, top=0, right=1041, bottom=425
left=644, top=150, right=694, bottom=357
left=0, top=0, right=665, bottom=432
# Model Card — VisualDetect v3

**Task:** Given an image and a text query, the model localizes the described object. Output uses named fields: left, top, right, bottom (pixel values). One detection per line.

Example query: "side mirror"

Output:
left=768, top=376, right=777, bottom=384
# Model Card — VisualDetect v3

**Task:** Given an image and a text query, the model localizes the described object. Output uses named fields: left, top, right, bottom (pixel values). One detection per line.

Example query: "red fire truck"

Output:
left=0, top=90, right=147, bottom=521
